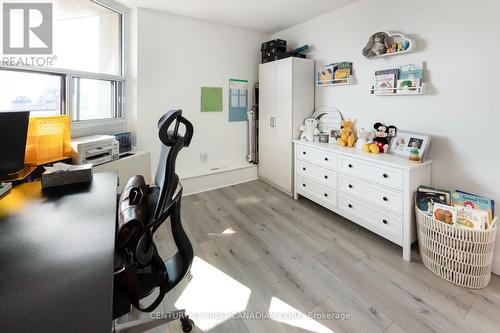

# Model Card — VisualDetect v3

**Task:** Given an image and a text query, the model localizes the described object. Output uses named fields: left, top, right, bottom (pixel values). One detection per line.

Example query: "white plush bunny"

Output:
left=299, top=117, right=320, bottom=141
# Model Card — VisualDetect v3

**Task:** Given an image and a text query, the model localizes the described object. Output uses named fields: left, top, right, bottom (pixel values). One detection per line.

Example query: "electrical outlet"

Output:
left=200, top=152, right=208, bottom=163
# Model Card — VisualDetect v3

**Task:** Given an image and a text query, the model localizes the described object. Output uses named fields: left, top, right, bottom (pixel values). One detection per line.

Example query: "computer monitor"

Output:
left=0, top=111, right=30, bottom=177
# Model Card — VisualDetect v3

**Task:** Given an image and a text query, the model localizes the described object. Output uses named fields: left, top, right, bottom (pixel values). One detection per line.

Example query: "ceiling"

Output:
left=129, top=0, right=358, bottom=33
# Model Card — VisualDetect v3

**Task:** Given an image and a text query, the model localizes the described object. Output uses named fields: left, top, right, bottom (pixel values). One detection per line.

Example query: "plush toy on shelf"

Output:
left=356, top=128, right=374, bottom=150
left=338, top=119, right=357, bottom=147
left=299, top=116, right=320, bottom=141
left=368, top=122, right=397, bottom=153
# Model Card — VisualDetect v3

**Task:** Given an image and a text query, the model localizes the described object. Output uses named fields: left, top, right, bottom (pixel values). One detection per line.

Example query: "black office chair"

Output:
left=113, top=110, right=195, bottom=333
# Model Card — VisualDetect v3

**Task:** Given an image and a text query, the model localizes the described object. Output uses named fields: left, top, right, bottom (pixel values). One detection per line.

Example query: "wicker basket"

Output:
left=416, top=206, right=498, bottom=289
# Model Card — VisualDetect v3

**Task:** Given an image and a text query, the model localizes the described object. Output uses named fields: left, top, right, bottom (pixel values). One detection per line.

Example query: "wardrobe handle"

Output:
left=302, top=167, right=306, bottom=171
left=324, top=157, right=329, bottom=162
left=348, top=164, right=353, bottom=168
left=383, top=196, right=388, bottom=202
left=324, top=175, right=328, bottom=179
left=383, top=219, right=388, bottom=224
left=324, top=193, right=328, bottom=197
left=383, top=173, right=389, bottom=178
left=348, top=204, right=353, bottom=209
left=302, top=151, right=306, bottom=155
left=302, top=183, right=306, bottom=187
left=348, top=184, right=353, bottom=189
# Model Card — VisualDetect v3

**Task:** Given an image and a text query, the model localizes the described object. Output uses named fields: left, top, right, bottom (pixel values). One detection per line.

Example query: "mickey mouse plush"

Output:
left=369, top=122, right=397, bottom=153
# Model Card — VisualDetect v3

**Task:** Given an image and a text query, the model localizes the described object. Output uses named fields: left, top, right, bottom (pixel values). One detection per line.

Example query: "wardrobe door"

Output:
left=258, top=63, right=277, bottom=183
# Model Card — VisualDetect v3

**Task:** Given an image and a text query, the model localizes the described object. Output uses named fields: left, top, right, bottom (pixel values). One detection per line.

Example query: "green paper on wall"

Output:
left=201, top=87, right=223, bottom=112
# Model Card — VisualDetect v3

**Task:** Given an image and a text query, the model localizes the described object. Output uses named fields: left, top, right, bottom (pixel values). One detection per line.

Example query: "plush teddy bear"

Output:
left=299, top=117, right=320, bottom=141
left=368, top=122, right=397, bottom=153
left=338, top=119, right=357, bottom=147
left=355, top=128, right=374, bottom=150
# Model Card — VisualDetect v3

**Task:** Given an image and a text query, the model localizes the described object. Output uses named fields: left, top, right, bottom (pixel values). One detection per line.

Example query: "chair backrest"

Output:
left=154, top=110, right=193, bottom=220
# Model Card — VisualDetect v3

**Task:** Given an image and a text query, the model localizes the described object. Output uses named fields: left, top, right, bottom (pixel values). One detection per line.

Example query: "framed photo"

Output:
left=329, top=129, right=342, bottom=144
left=389, top=131, right=431, bottom=160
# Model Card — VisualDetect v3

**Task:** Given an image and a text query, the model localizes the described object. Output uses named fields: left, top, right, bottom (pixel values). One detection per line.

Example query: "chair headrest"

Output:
left=157, top=110, right=193, bottom=147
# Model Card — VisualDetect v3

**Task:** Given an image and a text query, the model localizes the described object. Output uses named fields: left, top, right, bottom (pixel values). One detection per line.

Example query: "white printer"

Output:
left=71, top=135, right=119, bottom=166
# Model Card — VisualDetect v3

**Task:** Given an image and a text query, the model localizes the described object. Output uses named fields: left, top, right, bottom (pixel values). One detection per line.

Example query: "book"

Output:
left=451, top=190, right=495, bottom=223
left=397, top=63, right=422, bottom=94
left=456, top=206, right=489, bottom=230
left=374, top=69, right=398, bottom=94
left=333, top=62, right=353, bottom=81
left=416, top=186, right=451, bottom=216
left=433, top=203, right=457, bottom=226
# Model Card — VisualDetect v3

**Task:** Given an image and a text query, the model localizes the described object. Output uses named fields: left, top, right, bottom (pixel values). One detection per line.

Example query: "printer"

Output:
left=71, top=135, right=119, bottom=166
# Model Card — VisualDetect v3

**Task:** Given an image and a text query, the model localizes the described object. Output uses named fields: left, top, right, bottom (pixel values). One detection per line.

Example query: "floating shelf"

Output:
left=371, top=83, right=424, bottom=95
left=365, top=32, right=415, bottom=59
left=317, top=77, right=353, bottom=87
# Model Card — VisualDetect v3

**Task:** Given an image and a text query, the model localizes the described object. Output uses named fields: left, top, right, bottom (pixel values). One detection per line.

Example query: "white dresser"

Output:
left=293, top=140, right=432, bottom=261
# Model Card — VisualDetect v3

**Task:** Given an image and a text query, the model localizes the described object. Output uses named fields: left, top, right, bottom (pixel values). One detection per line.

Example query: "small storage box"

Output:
left=416, top=206, right=498, bottom=289
left=261, top=39, right=287, bottom=51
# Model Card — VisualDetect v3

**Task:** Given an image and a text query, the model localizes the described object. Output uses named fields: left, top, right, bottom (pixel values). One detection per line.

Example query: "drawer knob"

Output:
left=348, top=184, right=353, bottom=189
left=324, top=193, right=328, bottom=197
left=383, top=173, right=389, bottom=178
left=383, top=196, right=388, bottom=202
left=302, top=183, right=306, bottom=187
left=324, top=175, right=328, bottom=179
left=303, top=151, right=306, bottom=155
left=383, top=219, right=388, bottom=224
left=348, top=204, right=353, bottom=209
left=302, top=167, right=306, bottom=171
left=348, top=164, right=353, bottom=168
left=324, top=157, right=329, bottom=161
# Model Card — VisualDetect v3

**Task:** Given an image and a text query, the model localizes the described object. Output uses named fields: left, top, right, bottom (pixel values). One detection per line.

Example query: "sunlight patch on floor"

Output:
left=175, top=256, right=251, bottom=331
left=269, top=297, right=333, bottom=333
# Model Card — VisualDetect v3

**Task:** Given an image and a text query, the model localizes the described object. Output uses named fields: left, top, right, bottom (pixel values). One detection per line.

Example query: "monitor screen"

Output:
left=0, top=112, right=30, bottom=177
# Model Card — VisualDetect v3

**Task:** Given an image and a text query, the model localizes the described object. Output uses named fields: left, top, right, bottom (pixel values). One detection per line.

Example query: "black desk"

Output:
left=0, top=172, right=118, bottom=332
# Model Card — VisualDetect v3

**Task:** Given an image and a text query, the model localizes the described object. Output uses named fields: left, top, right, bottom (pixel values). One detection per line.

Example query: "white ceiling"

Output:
left=129, top=0, right=358, bottom=33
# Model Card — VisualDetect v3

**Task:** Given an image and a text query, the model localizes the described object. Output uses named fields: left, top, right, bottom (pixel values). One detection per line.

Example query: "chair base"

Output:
left=113, top=309, right=194, bottom=333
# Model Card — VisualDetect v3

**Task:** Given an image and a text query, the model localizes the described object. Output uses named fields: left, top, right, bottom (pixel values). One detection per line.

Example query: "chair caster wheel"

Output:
left=180, top=316, right=194, bottom=332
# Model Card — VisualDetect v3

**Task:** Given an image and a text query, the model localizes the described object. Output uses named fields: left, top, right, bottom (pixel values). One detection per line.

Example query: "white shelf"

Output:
left=366, top=32, right=415, bottom=59
left=317, top=77, right=353, bottom=87
left=371, top=83, right=424, bottom=95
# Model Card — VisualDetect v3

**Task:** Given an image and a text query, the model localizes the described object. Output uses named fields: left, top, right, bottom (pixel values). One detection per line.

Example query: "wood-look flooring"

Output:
left=123, top=180, right=500, bottom=333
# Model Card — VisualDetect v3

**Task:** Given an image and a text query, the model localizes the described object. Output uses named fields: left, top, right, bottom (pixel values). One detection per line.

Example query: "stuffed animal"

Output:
left=338, top=119, right=356, bottom=147
left=362, top=32, right=392, bottom=58
left=299, top=117, right=320, bottom=141
left=369, top=122, right=397, bottom=153
left=356, top=128, right=374, bottom=150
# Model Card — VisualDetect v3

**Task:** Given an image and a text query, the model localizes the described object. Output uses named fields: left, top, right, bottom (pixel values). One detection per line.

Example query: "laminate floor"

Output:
left=121, top=180, right=500, bottom=333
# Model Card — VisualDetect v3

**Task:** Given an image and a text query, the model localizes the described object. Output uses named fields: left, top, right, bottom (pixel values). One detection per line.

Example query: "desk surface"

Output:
left=0, top=172, right=117, bottom=332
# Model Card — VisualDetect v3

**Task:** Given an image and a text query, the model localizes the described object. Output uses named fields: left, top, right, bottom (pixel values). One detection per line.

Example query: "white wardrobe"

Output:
left=258, top=57, right=314, bottom=196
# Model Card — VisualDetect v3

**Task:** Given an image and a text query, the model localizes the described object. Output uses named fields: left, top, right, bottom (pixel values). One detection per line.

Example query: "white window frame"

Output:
left=0, top=0, right=128, bottom=131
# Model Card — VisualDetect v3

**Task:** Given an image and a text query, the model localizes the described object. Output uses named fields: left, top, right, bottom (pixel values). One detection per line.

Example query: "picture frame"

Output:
left=329, top=129, right=342, bottom=144
left=389, top=131, right=431, bottom=160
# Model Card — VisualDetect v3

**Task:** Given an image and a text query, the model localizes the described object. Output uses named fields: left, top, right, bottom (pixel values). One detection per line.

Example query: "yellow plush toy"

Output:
left=338, top=119, right=357, bottom=147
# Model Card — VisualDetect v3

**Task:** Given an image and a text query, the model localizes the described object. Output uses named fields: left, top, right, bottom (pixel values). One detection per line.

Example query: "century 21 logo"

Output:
left=3, top=3, right=53, bottom=54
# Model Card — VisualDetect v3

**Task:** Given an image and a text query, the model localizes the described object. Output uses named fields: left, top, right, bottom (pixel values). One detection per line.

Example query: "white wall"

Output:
left=136, top=9, right=268, bottom=190
left=273, top=0, right=500, bottom=273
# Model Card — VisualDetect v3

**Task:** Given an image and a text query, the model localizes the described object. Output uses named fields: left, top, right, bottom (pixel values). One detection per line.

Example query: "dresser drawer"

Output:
left=296, top=145, right=337, bottom=170
left=339, top=175, right=403, bottom=214
left=296, top=161, right=337, bottom=188
left=296, top=176, right=337, bottom=209
left=340, top=195, right=402, bottom=242
left=339, top=156, right=403, bottom=190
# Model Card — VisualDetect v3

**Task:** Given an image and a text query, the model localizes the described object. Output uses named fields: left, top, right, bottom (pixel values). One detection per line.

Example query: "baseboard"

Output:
left=181, top=165, right=258, bottom=196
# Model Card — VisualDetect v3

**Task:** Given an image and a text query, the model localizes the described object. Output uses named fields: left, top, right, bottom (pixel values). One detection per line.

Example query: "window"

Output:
left=72, top=77, right=122, bottom=121
left=54, top=0, right=122, bottom=75
left=0, top=0, right=125, bottom=124
left=0, top=70, right=64, bottom=116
